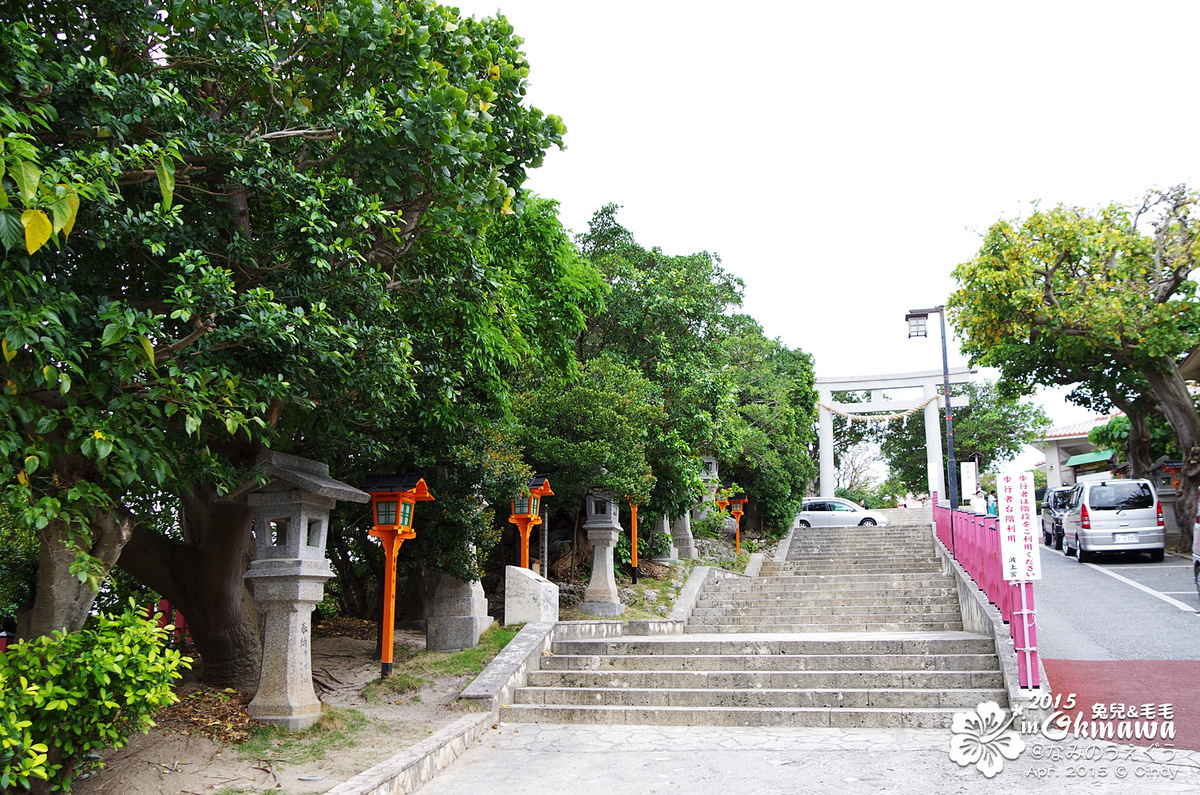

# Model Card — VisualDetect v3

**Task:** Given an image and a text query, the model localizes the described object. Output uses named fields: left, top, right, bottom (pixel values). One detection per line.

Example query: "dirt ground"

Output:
left=73, top=623, right=480, bottom=795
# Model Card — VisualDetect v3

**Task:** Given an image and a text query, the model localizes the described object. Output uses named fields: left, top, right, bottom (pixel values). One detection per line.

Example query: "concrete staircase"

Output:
left=500, top=522, right=1006, bottom=728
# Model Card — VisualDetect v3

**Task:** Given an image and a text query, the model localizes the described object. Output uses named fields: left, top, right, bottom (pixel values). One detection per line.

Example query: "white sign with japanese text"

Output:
left=998, top=470, right=1041, bottom=581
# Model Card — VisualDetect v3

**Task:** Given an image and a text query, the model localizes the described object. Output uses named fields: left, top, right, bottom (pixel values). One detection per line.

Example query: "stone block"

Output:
left=504, top=565, right=559, bottom=624
left=426, top=575, right=493, bottom=651
left=427, top=615, right=495, bottom=651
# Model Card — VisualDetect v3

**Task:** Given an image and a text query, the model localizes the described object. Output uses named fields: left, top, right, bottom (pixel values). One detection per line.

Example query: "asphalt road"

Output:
left=1032, top=546, right=1199, bottom=660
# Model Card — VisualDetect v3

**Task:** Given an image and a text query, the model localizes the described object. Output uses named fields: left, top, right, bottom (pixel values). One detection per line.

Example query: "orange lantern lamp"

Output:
left=509, top=475, right=553, bottom=570
left=363, top=474, right=434, bottom=678
left=728, top=492, right=748, bottom=554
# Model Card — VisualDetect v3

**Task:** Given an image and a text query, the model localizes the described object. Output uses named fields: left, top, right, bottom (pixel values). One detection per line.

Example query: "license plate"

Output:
left=1114, top=533, right=1138, bottom=543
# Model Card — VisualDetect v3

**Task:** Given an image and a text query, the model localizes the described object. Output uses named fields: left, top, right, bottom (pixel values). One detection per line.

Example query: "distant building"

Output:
left=1032, top=413, right=1120, bottom=489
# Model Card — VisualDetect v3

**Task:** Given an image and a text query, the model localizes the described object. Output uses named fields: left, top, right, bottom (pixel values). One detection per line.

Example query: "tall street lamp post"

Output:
left=907, top=306, right=959, bottom=549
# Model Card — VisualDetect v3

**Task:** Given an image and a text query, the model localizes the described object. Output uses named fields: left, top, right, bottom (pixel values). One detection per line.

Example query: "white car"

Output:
left=796, top=498, right=891, bottom=528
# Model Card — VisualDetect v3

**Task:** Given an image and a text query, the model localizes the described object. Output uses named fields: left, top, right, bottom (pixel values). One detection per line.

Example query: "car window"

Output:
left=804, top=502, right=826, bottom=512
left=1087, top=482, right=1153, bottom=510
left=1052, top=491, right=1071, bottom=510
left=830, top=502, right=856, bottom=512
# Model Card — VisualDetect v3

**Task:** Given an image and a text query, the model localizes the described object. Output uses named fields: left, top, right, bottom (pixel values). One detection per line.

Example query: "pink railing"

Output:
left=150, top=599, right=192, bottom=645
left=932, top=495, right=1040, bottom=689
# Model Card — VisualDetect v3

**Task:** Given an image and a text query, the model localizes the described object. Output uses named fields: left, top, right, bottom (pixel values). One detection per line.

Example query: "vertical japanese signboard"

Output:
left=999, top=470, right=1040, bottom=581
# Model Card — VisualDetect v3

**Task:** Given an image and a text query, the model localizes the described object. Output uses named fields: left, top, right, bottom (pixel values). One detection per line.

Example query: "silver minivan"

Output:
left=1061, top=478, right=1164, bottom=563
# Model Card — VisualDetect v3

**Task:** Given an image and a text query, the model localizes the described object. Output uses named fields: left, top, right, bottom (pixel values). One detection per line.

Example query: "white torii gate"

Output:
left=817, top=367, right=976, bottom=501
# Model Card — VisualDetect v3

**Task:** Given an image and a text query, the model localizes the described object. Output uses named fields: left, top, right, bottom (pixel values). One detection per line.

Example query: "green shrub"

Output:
left=0, top=600, right=190, bottom=791
left=615, top=529, right=672, bottom=567
left=691, top=512, right=724, bottom=540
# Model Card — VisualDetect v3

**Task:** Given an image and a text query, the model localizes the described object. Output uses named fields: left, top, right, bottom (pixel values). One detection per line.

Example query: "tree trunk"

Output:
left=327, top=523, right=369, bottom=618
left=19, top=511, right=132, bottom=640
left=1106, top=391, right=1154, bottom=479
left=118, top=489, right=262, bottom=688
left=1142, top=366, right=1199, bottom=553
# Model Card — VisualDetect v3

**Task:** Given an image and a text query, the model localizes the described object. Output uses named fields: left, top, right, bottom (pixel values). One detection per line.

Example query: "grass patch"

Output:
left=362, top=671, right=429, bottom=702
left=393, top=624, right=520, bottom=679
left=238, top=705, right=367, bottom=764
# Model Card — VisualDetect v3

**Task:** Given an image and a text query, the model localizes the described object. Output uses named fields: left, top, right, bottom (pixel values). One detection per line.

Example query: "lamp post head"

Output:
left=363, top=474, right=434, bottom=537
left=906, top=312, right=928, bottom=338
left=511, top=475, right=552, bottom=520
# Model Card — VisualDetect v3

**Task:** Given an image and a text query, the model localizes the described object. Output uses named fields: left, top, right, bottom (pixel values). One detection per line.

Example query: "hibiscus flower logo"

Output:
left=948, top=701, right=1026, bottom=778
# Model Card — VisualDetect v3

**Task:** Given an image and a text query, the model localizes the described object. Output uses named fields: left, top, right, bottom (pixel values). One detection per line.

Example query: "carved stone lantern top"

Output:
left=247, top=450, right=368, bottom=564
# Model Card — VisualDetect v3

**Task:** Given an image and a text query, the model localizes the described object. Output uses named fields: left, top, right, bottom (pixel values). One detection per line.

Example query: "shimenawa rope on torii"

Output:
left=818, top=394, right=941, bottom=423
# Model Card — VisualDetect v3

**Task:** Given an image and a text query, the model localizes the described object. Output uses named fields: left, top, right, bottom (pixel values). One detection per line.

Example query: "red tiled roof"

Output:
left=1036, top=412, right=1122, bottom=441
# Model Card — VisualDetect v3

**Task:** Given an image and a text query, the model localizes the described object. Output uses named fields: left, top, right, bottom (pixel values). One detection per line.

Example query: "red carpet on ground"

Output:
left=1040, top=659, right=1200, bottom=752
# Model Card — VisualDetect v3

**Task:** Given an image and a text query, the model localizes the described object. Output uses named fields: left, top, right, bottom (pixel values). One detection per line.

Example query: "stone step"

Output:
left=685, top=621, right=966, bottom=633
left=525, top=669, right=1004, bottom=690
left=689, top=602, right=960, bottom=619
left=761, top=560, right=943, bottom=571
left=552, top=633, right=995, bottom=656
left=714, top=574, right=954, bottom=587
left=695, top=593, right=960, bottom=610
left=499, top=704, right=970, bottom=729
left=707, top=578, right=956, bottom=593
left=512, top=686, right=1004, bottom=709
left=540, top=653, right=1003, bottom=672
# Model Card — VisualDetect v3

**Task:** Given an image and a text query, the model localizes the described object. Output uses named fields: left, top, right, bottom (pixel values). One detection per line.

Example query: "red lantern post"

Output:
left=509, top=476, right=553, bottom=570
left=729, top=494, right=747, bottom=554
left=364, top=474, right=434, bottom=678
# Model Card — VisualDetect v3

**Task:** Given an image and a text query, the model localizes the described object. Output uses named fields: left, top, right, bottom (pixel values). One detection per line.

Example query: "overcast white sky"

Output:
left=455, top=0, right=1200, bottom=439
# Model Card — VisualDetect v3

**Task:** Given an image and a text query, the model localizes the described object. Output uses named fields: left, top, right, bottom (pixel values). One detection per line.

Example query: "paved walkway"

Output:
left=419, top=722, right=1200, bottom=794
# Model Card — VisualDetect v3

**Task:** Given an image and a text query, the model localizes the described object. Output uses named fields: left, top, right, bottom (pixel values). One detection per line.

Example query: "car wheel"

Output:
left=1076, top=541, right=1090, bottom=564
left=1043, top=528, right=1053, bottom=546
left=1054, top=532, right=1063, bottom=551
left=859, top=518, right=876, bottom=526
left=1194, top=562, right=1199, bottom=601
left=1148, top=549, right=1164, bottom=563
left=1064, top=535, right=1076, bottom=557
left=797, top=520, right=810, bottom=528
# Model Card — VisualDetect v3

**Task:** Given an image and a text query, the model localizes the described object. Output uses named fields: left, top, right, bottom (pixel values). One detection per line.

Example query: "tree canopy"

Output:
left=949, top=187, right=1200, bottom=551
left=1, top=0, right=575, bottom=670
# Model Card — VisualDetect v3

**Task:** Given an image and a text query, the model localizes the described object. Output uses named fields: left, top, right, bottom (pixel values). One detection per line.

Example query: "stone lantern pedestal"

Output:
left=427, top=574, right=495, bottom=651
left=243, top=452, right=368, bottom=730
left=580, top=490, right=625, bottom=617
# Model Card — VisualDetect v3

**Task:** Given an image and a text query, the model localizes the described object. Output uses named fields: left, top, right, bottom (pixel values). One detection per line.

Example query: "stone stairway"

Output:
left=500, top=522, right=1007, bottom=728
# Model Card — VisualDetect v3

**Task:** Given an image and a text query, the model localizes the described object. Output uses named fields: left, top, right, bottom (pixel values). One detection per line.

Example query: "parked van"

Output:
left=1061, top=478, right=1164, bottom=563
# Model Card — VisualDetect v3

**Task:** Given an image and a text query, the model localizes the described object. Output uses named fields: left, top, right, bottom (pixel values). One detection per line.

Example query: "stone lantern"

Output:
left=244, top=451, right=368, bottom=730
left=579, top=489, right=625, bottom=617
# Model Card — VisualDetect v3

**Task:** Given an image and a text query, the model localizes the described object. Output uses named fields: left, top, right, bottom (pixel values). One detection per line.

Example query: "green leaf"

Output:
left=137, top=335, right=156, bottom=366
left=154, top=153, right=175, bottom=210
left=47, top=188, right=79, bottom=237
left=0, top=211, right=23, bottom=251
left=11, top=159, right=40, bottom=206
left=20, top=209, right=52, bottom=254
left=100, top=323, right=123, bottom=346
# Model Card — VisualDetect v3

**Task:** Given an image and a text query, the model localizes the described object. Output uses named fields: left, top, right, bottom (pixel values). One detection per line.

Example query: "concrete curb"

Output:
left=772, top=527, right=795, bottom=563
left=743, top=552, right=765, bottom=578
left=324, top=712, right=492, bottom=795
left=929, top=523, right=1050, bottom=709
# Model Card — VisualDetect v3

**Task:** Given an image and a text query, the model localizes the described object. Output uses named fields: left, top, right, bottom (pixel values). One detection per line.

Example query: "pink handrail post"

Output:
left=933, top=500, right=1040, bottom=690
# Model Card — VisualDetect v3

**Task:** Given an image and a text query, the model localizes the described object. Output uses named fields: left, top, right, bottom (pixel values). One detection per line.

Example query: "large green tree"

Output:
left=1, top=0, right=574, bottom=684
left=949, top=187, right=1200, bottom=552
left=879, top=382, right=1048, bottom=495
left=575, top=205, right=744, bottom=520
left=719, top=316, right=818, bottom=533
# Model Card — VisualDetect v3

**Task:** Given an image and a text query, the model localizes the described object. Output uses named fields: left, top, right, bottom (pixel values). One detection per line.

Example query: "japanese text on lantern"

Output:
left=999, top=471, right=1041, bottom=581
